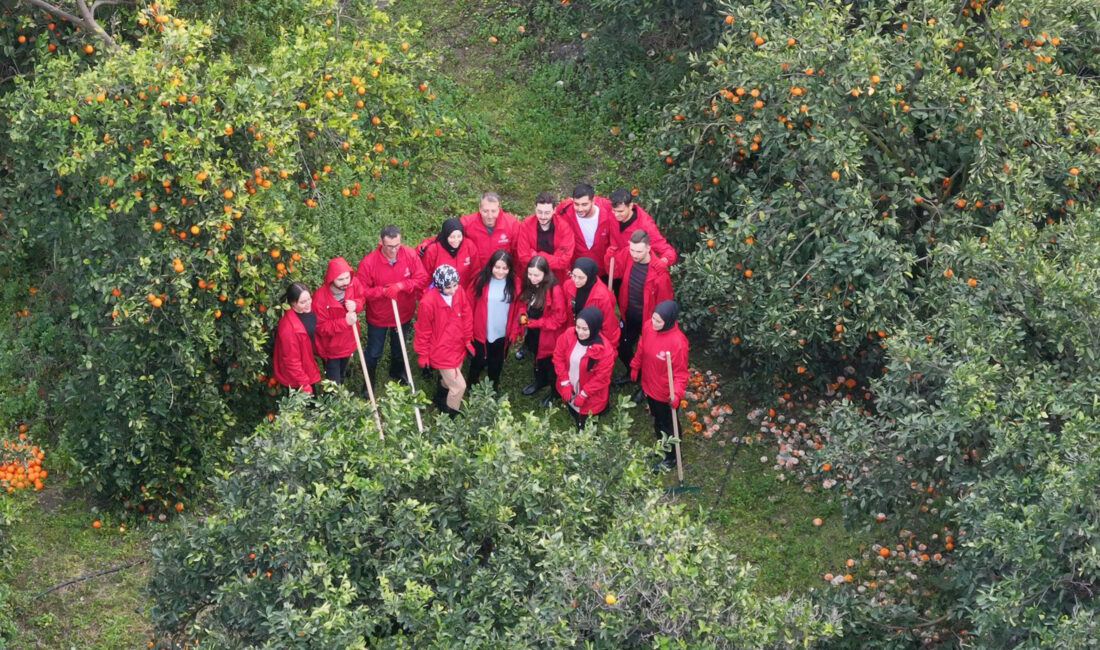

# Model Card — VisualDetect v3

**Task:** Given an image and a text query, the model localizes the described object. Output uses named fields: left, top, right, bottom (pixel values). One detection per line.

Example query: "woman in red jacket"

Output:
left=312, top=257, right=364, bottom=385
left=469, top=250, right=522, bottom=391
left=553, top=305, right=616, bottom=429
left=561, top=257, right=620, bottom=350
left=416, top=218, right=477, bottom=289
left=414, top=265, right=473, bottom=415
left=630, top=300, right=689, bottom=471
left=273, top=281, right=321, bottom=394
left=517, top=255, right=568, bottom=406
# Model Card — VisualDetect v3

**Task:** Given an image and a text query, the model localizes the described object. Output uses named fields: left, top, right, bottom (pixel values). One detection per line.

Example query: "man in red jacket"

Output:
left=557, top=183, right=612, bottom=278
left=611, top=229, right=673, bottom=402
left=605, top=188, right=678, bottom=271
left=460, top=191, right=520, bottom=272
left=312, top=257, right=364, bottom=385
left=354, top=225, right=428, bottom=386
left=517, top=191, right=575, bottom=281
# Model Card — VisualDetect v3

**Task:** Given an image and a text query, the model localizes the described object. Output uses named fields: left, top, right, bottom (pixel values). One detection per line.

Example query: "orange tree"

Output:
left=148, top=389, right=834, bottom=648
left=651, top=0, right=1098, bottom=375
left=0, top=1, right=451, bottom=508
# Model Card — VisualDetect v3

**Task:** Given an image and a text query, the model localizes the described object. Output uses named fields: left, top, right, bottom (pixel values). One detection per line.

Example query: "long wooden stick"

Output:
left=607, top=256, right=615, bottom=296
left=351, top=320, right=384, bottom=440
left=391, top=299, right=424, bottom=433
left=666, top=352, right=684, bottom=484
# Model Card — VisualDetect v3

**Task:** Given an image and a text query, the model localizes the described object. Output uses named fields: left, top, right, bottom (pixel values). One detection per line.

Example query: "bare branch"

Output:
left=19, top=0, right=84, bottom=25
left=90, top=0, right=131, bottom=11
left=18, top=0, right=121, bottom=51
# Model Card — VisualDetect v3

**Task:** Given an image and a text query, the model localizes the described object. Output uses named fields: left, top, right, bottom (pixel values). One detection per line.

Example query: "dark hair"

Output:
left=380, top=224, right=401, bottom=240
left=609, top=188, right=632, bottom=207
left=472, top=250, right=515, bottom=302
left=535, top=190, right=556, bottom=207
left=572, top=183, right=595, bottom=201
left=629, top=229, right=650, bottom=245
left=285, top=281, right=310, bottom=305
left=518, top=255, right=557, bottom=310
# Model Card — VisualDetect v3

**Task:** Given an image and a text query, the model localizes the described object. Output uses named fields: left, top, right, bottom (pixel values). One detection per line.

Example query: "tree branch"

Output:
left=18, top=0, right=121, bottom=51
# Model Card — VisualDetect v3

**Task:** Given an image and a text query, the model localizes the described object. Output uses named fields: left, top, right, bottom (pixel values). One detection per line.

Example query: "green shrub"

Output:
left=148, top=388, right=835, bottom=647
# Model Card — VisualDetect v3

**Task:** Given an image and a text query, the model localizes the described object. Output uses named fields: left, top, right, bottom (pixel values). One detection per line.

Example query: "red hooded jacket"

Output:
left=471, top=275, right=523, bottom=344
left=516, top=214, right=576, bottom=280
left=606, top=203, right=678, bottom=268
left=312, top=257, right=366, bottom=359
left=556, top=196, right=613, bottom=277
left=414, top=286, right=474, bottom=369
left=611, top=251, right=674, bottom=323
left=552, top=328, right=616, bottom=415
left=561, top=278, right=620, bottom=350
left=415, top=236, right=478, bottom=289
left=630, top=320, right=689, bottom=405
left=273, top=309, right=321, bottom=392
left=354, top=244, right=428, bottom=327
left=518, top=283, right=569, bottom=359
left=459, top=210, right=520, bottom=271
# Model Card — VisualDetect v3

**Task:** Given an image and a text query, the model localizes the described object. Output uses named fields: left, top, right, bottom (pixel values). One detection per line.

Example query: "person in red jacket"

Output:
left=561, top=257, right=620, bottom=350
left=354, top=225, right=428, bottom=386
left=459, top=191, right=520, bottom=272
left=517, top=255, right=568, bottom=405
left=273, top=281, right=321, bottom=394
left=469, top=250, right=522, bottom=391
left=552, top=305, right=616, bottom=429
left=557, top=183, right=613, bottom=278
left=312, top=257, right=365, bottom=385
left=631, top=300, right=689, bottom=471
left=610, top=229, right=674, bottom=401
left=414, top=264, right=473, bottom=416
left=416, top=218, right=477, bottom=289
left=605, top=188, right=678, bottom=269
left=516, top=191, right=575, bottom=284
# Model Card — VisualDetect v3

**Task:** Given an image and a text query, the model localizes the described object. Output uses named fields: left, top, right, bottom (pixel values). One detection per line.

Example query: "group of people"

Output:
left=272, top=184, right=690, bottom=469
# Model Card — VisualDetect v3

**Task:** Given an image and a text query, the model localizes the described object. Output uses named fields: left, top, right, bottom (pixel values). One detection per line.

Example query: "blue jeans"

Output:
left=365, top=320, right=412, bottom=377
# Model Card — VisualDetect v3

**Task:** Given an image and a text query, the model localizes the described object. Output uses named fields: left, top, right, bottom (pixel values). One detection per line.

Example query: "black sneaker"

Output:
left=631, top=388, right=645, bottom=403
left=389, top=372, right=410, bottom=386
left=522, top=382, right=540, bottom=396
left=540, top=393, right=554, bottom=407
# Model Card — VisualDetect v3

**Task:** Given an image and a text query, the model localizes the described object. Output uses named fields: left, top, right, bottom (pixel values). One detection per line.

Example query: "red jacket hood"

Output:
left=324, top=256, right=354, bottom=285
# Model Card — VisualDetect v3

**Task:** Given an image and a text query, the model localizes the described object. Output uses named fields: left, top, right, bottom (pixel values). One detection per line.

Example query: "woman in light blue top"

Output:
left=470, top=250, right=521, bottom=391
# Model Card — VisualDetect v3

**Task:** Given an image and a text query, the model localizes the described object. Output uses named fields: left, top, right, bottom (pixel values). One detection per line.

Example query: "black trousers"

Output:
left=647, top=395, right=679, bottom=462
left=618, top=316, right=643, bottom=371
left=532, top=355, right=553, bottom=388
left=566, top=400, right=609, bottom=430
left=323, top=356, right=351, bottom=384
left=469, top=338, right=507, bottom=389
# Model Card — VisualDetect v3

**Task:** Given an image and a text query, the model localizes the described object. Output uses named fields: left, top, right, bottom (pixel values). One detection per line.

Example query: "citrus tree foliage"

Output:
left=658, top=0, right=1099, bottom=373
left=148, top=390, right=834, bottom=648
left=817, top=211, right=1100, bottom=646
left=0, top=1, right=450, bottom=507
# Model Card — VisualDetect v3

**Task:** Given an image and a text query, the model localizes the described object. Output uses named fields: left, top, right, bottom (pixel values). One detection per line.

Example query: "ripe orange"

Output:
left=604, top=593, right=616, bottom=605
left=967, top=277, right=977, bottom=287
left=812, top=517, right=823, bottom=526
left=878, top=546, right=890, bottom=558
left=92, top=519, right=102, bottom=529
left=943, top=268, right=954, bottom=278
left=725, top=15, right=733, bottom=24
left=830, top=170, right=840, bottom=180
left=83, top=44, right=94, bottom=54
left=69, top=115, right=79, bottom=124
left=743, top=269, right=753, bottom=278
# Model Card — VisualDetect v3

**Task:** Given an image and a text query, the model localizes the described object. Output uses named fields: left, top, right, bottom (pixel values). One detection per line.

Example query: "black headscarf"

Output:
left=437, top=219, right=464, bottom=257
left=653, top=300, right=679, bottom=331
left=571, top=257, right=599, bottom=316
left=575, top=305, right=603, bottom=346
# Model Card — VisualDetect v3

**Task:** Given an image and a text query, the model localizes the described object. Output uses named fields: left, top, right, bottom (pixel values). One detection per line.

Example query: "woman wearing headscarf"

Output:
left=414, top=265, right=474, bottom=415
left=273, top=281, right=321, bottom=394
left=552, top=305, right=616, bottom=429
left=560, top=256, right=620, bottom=350
left=469, top=250, right=522, bottom=391
left=417, top=218, right=477, bottom=289
left=312, top=257, right=364, bottom=385
left=630, top=300, right=689, bottom=471
left=517, top=255, right=568, bottom=406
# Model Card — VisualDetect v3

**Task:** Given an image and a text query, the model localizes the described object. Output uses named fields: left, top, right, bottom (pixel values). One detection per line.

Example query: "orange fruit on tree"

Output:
left=92, top=519, right=102, bottom=529
left=878, top=546, right=890, bottom=557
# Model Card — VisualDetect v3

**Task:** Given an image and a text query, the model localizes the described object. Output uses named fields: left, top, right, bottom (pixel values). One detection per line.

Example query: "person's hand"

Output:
left=345, top=311, right=357, bottom=326
left=519, top=313, right=528, bottom=326
left=344, top=299, right=356, bottom=312
left=574, top=393, right=587, bottom=410
left=382, top=284, right=400, bottom=300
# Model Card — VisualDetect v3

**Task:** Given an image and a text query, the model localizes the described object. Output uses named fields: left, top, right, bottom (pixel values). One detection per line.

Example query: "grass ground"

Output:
left=0, top=1, right=869, bottom=646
